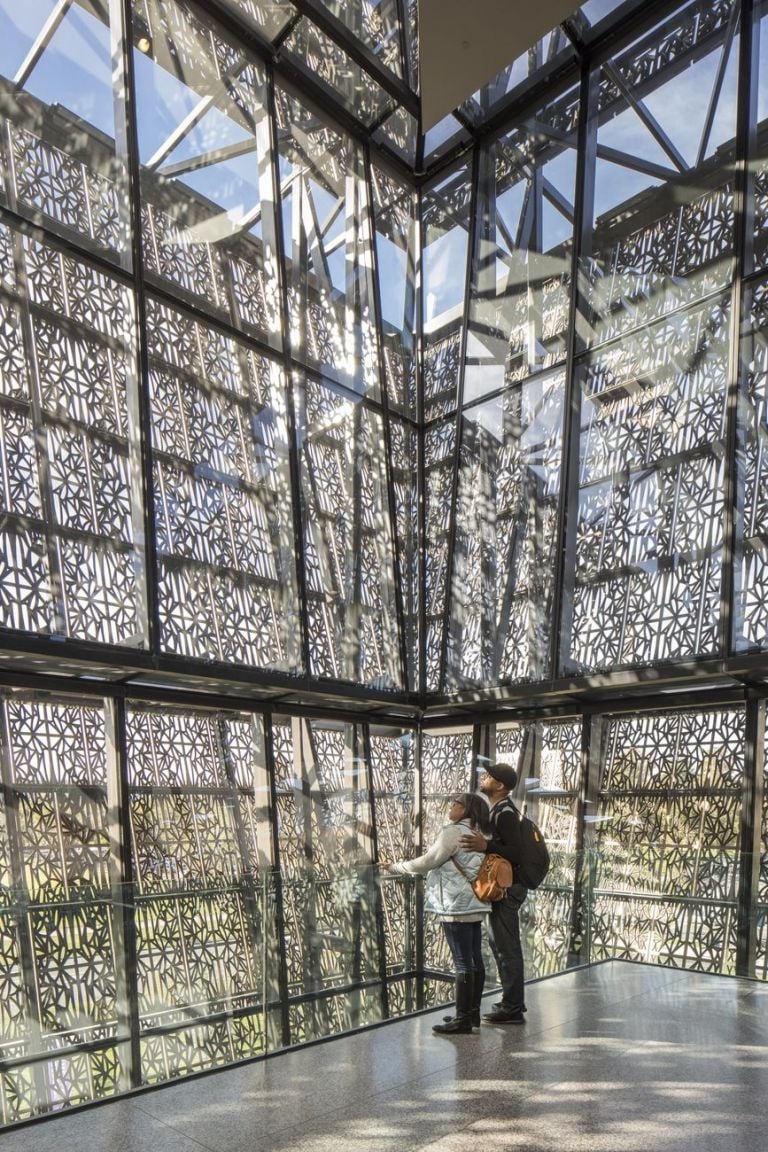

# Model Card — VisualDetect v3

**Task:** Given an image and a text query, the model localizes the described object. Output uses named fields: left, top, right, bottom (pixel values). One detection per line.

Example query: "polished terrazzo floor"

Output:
left=6, top=961, right=768, bottom=1152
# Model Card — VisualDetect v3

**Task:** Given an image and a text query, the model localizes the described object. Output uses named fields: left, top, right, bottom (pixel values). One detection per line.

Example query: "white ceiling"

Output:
left=419, top=0, right=580, bottom=131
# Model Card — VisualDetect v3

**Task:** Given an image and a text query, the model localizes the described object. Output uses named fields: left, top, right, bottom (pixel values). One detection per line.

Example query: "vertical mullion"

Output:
left=7, top=229, right=66, bottom=637
left=267, top=75, right=312, bottom=680
left=439, top=149, right=480, bottom=691
left=349, top=400, right=363, bottom=684
left=0, top=694, right=47, bottom=1112
left=416, top=185, right=427, bottom=701
left=413, top=722, right=424, bottom=1007
left=263, top=713, right=290, bottom=1049
left=117, top=0, right=160, bottom=656
left=362, top=723, right=390, bottom=1019
left=105, top=695, right=141, bottom=1089
left=550, top=61, right=598, bottom=679
left=216, top=715, right=264, bottom=1044
left=722, top=0, right=758, bottom=657
left=366, top=152, right=411, bottom=692
left=736, top=694, right=763, bottom=977
left=567, top=710, right=602, bottom=968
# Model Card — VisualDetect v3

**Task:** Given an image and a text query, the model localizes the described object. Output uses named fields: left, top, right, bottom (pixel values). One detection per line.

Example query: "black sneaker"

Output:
left=483, top=1008, right=526, bottom=1024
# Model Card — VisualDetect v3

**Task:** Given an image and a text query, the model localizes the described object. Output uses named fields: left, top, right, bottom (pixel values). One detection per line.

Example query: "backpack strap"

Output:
left=450, top=857, right=470, bottom=883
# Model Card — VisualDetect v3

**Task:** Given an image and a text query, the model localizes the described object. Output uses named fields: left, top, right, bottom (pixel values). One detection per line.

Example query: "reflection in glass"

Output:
left=496, top=720, right=584, bottom=976
left=218, top=0, right=297, bottom=42
left=296, top=378, right=401, bottom=687
left=422, top=161, right=472, bottom=421
left=446, top=372, right=565, bottom=686
left=0, top=696, right=128, bottom=1120
left=0, top=0, right=131, bottom=263
left=134, top=0, right=281, bottom=346
left=424, top=418, right=457, bottom=691
left=283, top=18, right=395, bottom=127
left=127, top=706, right=271, bottom=1083
left=371, top=727, right=416, bottom=976
left=420, top=730, right=474, bottom=971
left=277, top=87, right=381, bottom=396
left=465, top=90, right=578, bottom=404
left=736, top=278, right=768, bottom=650
left=371, top=166, right=418, bottom=417
left=372, top=105, right=418, bottom=168
left=584, top=0, right=737, bottom=349
left=0, top=223, right=146, bottom=645
left=592, top=708, right=743, bottom=974
left=316, top=0, right=404, bottom=78
left=272, top=717, right=382, bottom=1037
left=568, top=296, right=730, bottom=672
left=148, top=295, right=301, bottom=670
left=390, top=418, right=419, bottom=692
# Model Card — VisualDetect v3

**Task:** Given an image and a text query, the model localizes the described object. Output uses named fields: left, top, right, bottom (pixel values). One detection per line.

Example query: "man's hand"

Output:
left=459, top=829, right=487, bottom=852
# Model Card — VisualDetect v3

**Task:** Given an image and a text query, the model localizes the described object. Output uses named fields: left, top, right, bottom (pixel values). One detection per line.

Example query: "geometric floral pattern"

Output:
left=1, top=0, right=768, bottom=1131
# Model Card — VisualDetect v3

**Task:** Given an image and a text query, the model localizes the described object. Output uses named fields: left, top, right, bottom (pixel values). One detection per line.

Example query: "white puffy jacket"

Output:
left=389, top=819, right=489, bottom=920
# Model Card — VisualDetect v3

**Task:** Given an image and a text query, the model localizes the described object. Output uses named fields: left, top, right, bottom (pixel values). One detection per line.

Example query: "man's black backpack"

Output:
left=504, top=800, right=550, bottom=889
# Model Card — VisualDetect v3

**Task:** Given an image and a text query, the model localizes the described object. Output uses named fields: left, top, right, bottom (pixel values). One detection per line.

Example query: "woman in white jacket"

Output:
left=381, top=793, right=490, bottom=1034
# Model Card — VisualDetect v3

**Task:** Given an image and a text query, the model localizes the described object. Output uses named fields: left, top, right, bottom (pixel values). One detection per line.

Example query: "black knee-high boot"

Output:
left=471, top=967, right=485, bottom=1028
left=433, top=973, right=473, bottom=1035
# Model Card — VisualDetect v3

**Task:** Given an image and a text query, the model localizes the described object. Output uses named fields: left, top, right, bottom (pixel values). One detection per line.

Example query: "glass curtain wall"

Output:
left=0, top=690, right=417, bottom=1124
left=4, top=0, right=768, bottom=1132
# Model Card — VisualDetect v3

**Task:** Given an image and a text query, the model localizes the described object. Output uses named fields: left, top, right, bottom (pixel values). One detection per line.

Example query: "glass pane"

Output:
left=370, top=727, right=416, bottom=975
left=423, top=418, right=457, bottom=692
left=568, top=295, right=730, bottom=672
left=460, top=30, right=575, bottom=126
left=283, top=17, right=395, bottom=127
left=277, top=86, right=381, bottom=397
left=127, top=706, right=272, bottom=1082
left=297, top=378, right=401, bottom=688
left=0, top=222, right=146, bottom=645
left=593, top=708, right=742, bottom=974
left=148, top=296, right=301, bottom=671
left=372, top=105, right=418, bottom=167
left=495, top=719, right=584, bottom=977
left=218, top=0, right=297, bottom=41
left=423, top=113, right=471, bottom=167
left=0, top=0, right=130, bottom=263
left=735, top=277, right=768, bottom=650
left=465, top=86, right=578, bottom=405
left=422, top=160, right=472, bottom=421
left=420, top=730, right=474, bottom=972
left=585, top=0, right=738, bottom=349
left=753, top=5, right=768, bottom=271
left=273, top=717, right=382, bottom=1037
left=446, top=369, right=565, bottom=687
left=134, top=0, right=281, bottom=347
left=578, top=0, right=644, bottom=30
left=316, top=0, right=404, bottom=78
left=0, top=695, right=128, bottom=1120
left=404, top=0, right=418, bottom=91
left=390, top=418, right=419, bottom=692
left=371, top=166, right=418, bottom=417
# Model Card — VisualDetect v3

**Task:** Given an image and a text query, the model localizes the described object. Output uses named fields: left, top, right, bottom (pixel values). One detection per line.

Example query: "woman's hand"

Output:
left=459, top=829, right=487, bottom=852
left=378, top=860, right=392, bottom=872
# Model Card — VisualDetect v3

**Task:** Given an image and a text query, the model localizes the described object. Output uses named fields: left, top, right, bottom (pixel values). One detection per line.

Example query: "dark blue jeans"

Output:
left=487, top=884, right=527, bottom=1012
left=442, top=920, right=484, bottom=976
